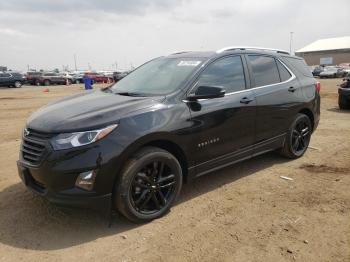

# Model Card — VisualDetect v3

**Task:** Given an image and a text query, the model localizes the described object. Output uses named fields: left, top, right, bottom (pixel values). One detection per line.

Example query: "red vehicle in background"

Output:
left=84, top=72, right=113, bottom=84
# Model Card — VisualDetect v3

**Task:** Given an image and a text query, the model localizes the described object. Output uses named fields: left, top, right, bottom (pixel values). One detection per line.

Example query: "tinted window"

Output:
left=0, top=73, right=11, bottom=77
left=248, top=55, right=280, bottom=87
left=283, top=57, right=313, bottom=78
left=277, top=60, right=292, bottom=81
left=197, top=56, right=245, bottom=93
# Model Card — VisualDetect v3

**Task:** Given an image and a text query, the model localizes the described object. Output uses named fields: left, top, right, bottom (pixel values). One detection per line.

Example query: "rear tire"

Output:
left=339, top=96, right=350, bottom=110
left=114, top=147, right=183, bottom=223
left=14, top=81, right=22, bottom=88
left=280, top=114, right=312, bottom=159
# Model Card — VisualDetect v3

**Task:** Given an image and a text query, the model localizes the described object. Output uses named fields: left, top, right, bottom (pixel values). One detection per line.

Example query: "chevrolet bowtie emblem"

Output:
left=23, top=128, right=30, bottom=137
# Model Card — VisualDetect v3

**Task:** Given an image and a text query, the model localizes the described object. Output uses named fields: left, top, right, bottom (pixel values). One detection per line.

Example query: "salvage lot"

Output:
left=0, top=79, right=349, bottom=261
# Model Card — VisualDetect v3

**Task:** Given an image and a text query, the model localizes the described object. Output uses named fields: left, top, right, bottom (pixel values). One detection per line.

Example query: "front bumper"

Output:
left=17, top=161, right=112, bottom=211
left=17, top=134, right=126, bottom=212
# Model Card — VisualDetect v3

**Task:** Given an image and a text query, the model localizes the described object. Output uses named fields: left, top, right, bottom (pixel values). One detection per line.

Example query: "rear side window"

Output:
left=197, top=56, right=246, bottom=93
left=283, top=57, right=313, bottom=78
left=248, top=55, right=280, bottom=87
left=276, top=60, right=292, bottom=82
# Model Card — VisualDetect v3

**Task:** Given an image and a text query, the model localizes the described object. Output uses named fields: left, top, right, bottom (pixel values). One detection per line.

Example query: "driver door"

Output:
left=186, top=55, right=256, bottom=176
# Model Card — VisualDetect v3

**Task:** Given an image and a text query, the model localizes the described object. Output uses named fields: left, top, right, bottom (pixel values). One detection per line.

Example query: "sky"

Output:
left=0, top=0, right=349, bottom=72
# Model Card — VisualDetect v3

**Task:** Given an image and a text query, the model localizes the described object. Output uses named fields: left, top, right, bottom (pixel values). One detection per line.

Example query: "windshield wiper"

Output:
left=115, top=92, right=147, bottom=97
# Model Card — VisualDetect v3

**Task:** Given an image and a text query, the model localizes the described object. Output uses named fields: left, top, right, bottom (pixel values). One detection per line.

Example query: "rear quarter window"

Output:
left=276, top=60, right=292, bottom=82
left=283, top=57, right=314, bottom=78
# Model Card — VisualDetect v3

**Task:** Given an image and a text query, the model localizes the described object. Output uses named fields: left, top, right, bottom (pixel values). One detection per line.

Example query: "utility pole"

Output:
left=74, top=54, right=77, bottom=71
left=289, top=32, right=294, bottom=55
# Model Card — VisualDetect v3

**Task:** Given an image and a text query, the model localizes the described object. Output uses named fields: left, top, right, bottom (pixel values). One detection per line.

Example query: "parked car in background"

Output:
left=319, top=66, right=347, bottom=78
left=312, top=66, right=324, bottom=77
left=339, top=63, right=350, bottom=68
left=0, top=72, right=26, bottom=88
left=85, top=72, right=113, bottom=83
left=338, top=76, right=350, bottom=109
left=17, top=47, right=320, bottom=222
left=113, top=71, right=129, bottom=82
left=71, top=73, right=84, bottom=84
left=26, top=72, right=42, bottom=85
left=339, top=63, right=350, bottom=76
left=37, top=72, right=71, bottom=86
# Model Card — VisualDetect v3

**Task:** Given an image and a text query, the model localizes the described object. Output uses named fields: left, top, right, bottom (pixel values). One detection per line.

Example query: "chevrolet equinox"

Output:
left=17, top=47, right=320, bottom=222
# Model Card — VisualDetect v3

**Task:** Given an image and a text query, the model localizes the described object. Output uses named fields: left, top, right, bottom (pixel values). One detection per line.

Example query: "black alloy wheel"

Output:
left=280, top=113, right=312, bottom=159
left=115, top=147, right=182, bottom=223
left=130, top=161, right=176, bottom=215
left=291, top=120, right=310, bottom=156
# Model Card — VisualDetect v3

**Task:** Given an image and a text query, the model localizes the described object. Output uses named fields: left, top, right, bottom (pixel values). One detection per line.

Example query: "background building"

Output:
left=295, top=36, right=350, bottom=66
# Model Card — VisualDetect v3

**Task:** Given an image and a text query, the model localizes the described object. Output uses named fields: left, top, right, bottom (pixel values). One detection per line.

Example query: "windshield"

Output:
left=109, top=57, right=204, bottom=96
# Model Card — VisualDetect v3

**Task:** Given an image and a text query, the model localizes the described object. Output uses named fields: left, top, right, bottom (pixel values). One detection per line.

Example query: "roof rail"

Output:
left=216, top=46, right=290, bottom=55
left=170, top=51, right=190, bottom=55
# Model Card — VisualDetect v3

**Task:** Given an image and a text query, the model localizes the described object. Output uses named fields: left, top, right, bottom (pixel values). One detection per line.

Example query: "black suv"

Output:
left=0, top=72, right=26, bottom=88
left=17, top=47, right=320, bottom=222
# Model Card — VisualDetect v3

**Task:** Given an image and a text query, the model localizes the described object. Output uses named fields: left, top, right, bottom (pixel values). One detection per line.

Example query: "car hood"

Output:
left=27, top=90, right=163, bottom=133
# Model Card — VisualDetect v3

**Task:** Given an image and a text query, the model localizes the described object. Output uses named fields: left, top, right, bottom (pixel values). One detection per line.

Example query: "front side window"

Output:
left=110, top=57, right=204, bottom=96
left=196, top=56, right=245, bottom=93
left=248, top=55, right=280, bottom=87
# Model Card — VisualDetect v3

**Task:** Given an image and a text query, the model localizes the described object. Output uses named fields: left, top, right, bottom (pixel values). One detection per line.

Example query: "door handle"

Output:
left=240, top=97, right=254, bottom=104
left=288, top=86, right=297, bottom=92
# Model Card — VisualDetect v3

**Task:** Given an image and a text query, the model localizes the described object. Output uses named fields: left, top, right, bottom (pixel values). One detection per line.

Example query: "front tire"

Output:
left=280, top=114, right=312, bottom=159
left=114, top=147, right=183, bottom=223
left=44, top=80, right=50, bottom=86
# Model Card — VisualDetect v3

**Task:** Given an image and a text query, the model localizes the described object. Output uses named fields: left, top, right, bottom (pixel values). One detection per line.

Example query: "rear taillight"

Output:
left=315, top=82, right=321, bottom=91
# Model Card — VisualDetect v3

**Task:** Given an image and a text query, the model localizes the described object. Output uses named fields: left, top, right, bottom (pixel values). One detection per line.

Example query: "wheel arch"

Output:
left=299, top=108, right=314, bottom=131
left=143, top=139, right=189, bottom=183
left=114, top=134, right=189, bottom=186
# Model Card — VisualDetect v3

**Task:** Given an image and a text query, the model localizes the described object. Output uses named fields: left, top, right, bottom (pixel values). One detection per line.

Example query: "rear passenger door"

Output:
left=246, top=54, right=301, bottom=151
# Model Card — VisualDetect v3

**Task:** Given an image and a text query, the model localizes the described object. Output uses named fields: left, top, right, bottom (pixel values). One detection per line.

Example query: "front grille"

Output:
left=21, top=128, right=54, bottom=165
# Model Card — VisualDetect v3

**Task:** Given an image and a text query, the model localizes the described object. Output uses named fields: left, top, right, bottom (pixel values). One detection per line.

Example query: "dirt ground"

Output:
left=0, top=79, right=349, bottom=262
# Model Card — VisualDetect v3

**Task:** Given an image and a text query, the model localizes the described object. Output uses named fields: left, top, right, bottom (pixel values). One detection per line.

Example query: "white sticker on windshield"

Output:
left=177, top=61, right=201, bottom=67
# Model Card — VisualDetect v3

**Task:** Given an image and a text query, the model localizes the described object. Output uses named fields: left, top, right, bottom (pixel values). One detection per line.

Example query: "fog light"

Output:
left=75, top=170, right=97, bottom=191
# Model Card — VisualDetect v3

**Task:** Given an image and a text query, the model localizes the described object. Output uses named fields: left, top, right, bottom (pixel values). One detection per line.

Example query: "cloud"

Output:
left=0, top=0, right=184, bottom=15
left=0, top=0, right=349, bottom=71
left=0, top=28, right=28, bottom=37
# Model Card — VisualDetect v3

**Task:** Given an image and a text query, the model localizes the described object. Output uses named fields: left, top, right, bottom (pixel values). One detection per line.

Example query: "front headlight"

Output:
left=50, top=124, right=118, bottom=150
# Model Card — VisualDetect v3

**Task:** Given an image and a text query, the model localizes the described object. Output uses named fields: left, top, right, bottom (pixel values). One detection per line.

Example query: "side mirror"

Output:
left=188, top=86, right=225, bottom=101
